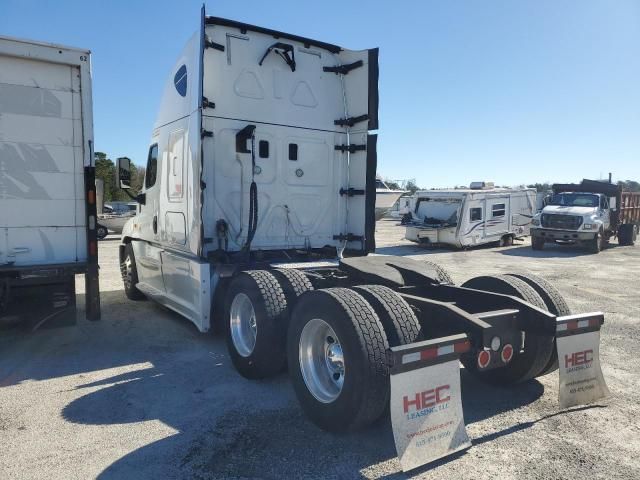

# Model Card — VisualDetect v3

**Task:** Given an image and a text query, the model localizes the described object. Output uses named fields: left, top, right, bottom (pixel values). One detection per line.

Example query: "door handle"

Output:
left=153, top=215, right=158, bottom=234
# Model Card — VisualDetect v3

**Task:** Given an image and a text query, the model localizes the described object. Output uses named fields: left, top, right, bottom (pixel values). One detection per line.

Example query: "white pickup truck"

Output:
left=531, top=179, right=639, bottom=253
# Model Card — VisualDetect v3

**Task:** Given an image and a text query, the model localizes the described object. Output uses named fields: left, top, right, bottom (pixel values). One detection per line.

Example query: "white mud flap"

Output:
left=556, top=313, right=610, bottom=408
left=389, top=334, right=472, bottom=472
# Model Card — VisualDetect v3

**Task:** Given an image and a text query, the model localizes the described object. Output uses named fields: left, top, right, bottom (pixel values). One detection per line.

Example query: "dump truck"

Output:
left=116, top=8, right=609, bottom=470
left=0, top=35, right=100, bottom=328
left=531, top=179, right=639, bottom=252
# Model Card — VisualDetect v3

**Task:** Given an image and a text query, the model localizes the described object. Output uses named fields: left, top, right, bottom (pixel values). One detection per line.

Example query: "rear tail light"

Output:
left=477, top=350, right=491, bottom=369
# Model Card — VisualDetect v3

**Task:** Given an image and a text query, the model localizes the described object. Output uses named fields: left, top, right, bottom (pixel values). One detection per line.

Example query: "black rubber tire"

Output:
left=422, top=260, right=455, bottom=285
left=121, top=243, right=145, bottom=300
left=588, top=231, right=604, bottom=253
left=619, top=224, right=637, bottom=246
left=352, top=285, right=423, bottom=347
left=273, top=268, right=314, bottom=300
left=97, top=225, right=108, bottom=240
left=500, top=235, right=514, bottom=247
left=507, top=273, right=571, bottom=376
left=225, top=270, right=288, bottom=379
left=460, top=274, right=554, bottom=384
left=531, top=237, right=545, bottom=250
left=287, top=288, right=390, bottom=432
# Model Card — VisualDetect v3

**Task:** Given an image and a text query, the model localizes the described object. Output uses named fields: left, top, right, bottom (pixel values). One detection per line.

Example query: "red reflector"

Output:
left=89, top=241, right=97, bottom=256
left=588, top=318, right=600, bottom=328
left=420, top=348, right=438, bottom=361
left=567, top=320, right=578, bottom=330
left=501, top=344, right=514, bottom=363
left=88, top=190, right=95, bottom=204
left=477, top=350, right=491, bottom=369
left=454, top=341, right=470, bottom=353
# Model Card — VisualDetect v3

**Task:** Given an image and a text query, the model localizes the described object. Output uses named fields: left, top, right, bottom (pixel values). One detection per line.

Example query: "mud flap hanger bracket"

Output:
left=259, top=42, right=296, bottom=72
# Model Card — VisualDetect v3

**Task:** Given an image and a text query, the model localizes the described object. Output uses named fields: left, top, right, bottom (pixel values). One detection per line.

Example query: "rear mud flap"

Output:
left=556, top=313, right=610, bottom=408
left=389, top=334, right=471, bottom=472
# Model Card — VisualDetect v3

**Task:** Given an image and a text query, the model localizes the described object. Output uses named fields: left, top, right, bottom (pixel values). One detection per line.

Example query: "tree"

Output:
left=405, top=180, right=420, bottom=194
left=94, top=152, right=143, bottom=202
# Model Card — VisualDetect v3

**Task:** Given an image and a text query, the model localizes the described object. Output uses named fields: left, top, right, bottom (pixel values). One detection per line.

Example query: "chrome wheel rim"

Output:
left=230, top=293, right=257, bottom=357
left=299, top=318, right=345, bottom=403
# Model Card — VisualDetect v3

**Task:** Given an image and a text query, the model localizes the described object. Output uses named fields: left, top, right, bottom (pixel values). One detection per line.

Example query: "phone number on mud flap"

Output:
left=416, top=429, right=452, bottom=448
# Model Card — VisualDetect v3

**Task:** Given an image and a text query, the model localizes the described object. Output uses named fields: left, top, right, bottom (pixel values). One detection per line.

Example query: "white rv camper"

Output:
left=405, top=184, right=536, bottom=248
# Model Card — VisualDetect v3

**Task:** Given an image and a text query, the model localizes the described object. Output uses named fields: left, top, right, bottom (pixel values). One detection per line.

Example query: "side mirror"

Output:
left=116, top=157, right=132, bottom=190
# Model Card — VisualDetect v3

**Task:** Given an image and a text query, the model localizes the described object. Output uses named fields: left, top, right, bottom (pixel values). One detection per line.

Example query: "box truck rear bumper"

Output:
left=0, top=262, right=86, bottom=330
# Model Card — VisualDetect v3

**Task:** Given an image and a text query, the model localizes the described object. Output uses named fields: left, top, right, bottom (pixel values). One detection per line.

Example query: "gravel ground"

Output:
left=1, top=219, right=639, bottom=479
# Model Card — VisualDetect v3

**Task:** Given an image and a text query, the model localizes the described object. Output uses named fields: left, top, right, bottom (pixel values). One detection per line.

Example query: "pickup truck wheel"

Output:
left=460, top=275, right=554, bottom=384
left=507, top=273, right=571, bottom=376
left=352, top=285, right=423, bottom=347
left=97, top=225, right=108, bottom=240
left=287, top=288, right=389, bottom=432
left=531, top=237, right=544, bottom=250
left=121, top=244, right=145, bottom=300
left=225, top=271, right=288, bottom=379
left=588, top=231, right=604, bottom=253
left=619, top=224, right=637, bottom=246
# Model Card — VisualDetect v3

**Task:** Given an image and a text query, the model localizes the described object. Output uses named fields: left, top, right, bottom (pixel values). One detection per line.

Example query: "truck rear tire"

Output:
left=506, top=273, right=571, bottom=376
left=619, top=224, right=637, bottom=246
left=422, top=260, right=455, bottom=284
left=460, top=275, right=554, bottom=384
left=531, top=237, right=544, bottom=250
left=121, top=244, right=145, bottom=300
left=287, top=288, right=389, bottom=432
left=273, top=268, right=314, bottom=299
left=225, top=270, right=288, bottom=379
left=352, top=285, right=423, bottom=347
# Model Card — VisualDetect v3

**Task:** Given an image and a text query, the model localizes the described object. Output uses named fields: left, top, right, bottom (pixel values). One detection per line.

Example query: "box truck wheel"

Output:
left=619, top=224, right=637, bottom=246
left=121, top=244, right=145, bottom=300
left=531, top=237, right=544, bottom=250
left=225, top=270, right=288, bottom=379
left=287, top=288, right=389, bottom=432
left=507, top=273, right=571, bottom=376
left=352, top=285, right=423, bottom=347
left=422, top=260, right=455, bottom=284
left=460, top=275, right=554, bottom=384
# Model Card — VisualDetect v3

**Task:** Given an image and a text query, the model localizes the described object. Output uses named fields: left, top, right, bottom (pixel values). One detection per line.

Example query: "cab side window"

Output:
left=600, top=196, right=608, bottom=210
left=470, top=207, right=482, bottom=222
left=145, top=144, right=159, bottom=189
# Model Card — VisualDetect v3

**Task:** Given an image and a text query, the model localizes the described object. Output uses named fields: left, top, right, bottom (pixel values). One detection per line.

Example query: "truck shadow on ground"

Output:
left=499, top=243, right=623, bottom=258
left=58, top=327, right=548, bottom=480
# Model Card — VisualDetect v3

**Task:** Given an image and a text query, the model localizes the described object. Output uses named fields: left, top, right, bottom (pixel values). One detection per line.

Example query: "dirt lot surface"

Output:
left=1, top=219, right=639, bottom=479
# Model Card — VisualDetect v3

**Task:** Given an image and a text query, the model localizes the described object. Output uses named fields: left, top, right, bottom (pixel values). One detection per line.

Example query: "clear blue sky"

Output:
left=2, top=0, right=638, bottom=187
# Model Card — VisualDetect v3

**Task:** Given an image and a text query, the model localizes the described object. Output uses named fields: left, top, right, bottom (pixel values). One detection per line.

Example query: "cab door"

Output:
left=132, top=143, right=165, bottom=294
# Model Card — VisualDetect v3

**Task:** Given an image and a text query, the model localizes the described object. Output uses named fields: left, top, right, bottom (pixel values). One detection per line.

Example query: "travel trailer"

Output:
left=0, top=35, right=100, bottom=327
left=405, top=184, right=536, bottom=248
left=115, top=9, right=608, bottom=468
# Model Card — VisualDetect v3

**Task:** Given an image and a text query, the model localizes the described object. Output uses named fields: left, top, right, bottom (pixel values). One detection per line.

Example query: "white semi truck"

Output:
left=116, top=8, right=609, bottom=469
left=0, top=36, right=100, bottom=328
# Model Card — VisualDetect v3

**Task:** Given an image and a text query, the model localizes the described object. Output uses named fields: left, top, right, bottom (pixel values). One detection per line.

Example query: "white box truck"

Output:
left=116, top=8, right=609, bottom=469
left=0, top=36, right=100, bottom=327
